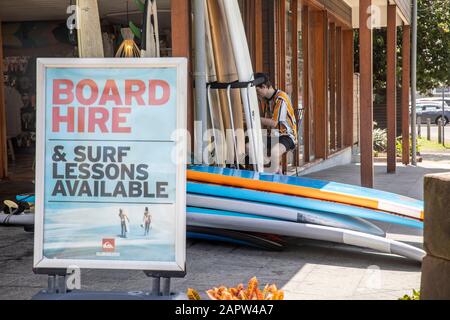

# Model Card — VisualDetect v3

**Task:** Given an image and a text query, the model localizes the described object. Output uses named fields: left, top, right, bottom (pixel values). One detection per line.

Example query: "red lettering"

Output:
left=112, top=108, right=132, bottom=133
left=125, top=80, right=146, bottom=105
left=149, top=80, right=170, bottom=105
left=88, top=108, right=109, bottom=133
left=52, top=107, right=75, bottom=132
left=53, top=80, right=74, bottom=105
left=99, top=80, right=123, bottom=106
left=76, top=79, right=99, bottom=105
left=77, top=107, right=85, bottom=133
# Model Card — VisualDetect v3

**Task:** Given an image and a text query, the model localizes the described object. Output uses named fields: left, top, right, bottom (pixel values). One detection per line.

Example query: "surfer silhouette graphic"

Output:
left=119, top=209, right=130, bottom=238
left=143, top=207, right=152, bottom=236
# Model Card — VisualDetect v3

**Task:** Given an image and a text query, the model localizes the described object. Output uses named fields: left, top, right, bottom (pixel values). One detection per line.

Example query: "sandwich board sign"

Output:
left=34, top=58, right=187, bottom=273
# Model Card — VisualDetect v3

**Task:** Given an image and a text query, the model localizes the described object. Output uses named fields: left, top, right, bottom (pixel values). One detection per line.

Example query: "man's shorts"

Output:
left=279, top=135, right=296, bottom=152
left=245, top=135, right=296, bottom=152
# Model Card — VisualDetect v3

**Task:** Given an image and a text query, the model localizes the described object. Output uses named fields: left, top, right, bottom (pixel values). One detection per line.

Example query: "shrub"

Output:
left=399, top=289, right=420, bottom=300
left=373, top=128, right=388, bottom=152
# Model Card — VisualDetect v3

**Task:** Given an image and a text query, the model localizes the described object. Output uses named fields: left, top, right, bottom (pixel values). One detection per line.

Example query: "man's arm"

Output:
left=261, top=117, right=277, bottom=128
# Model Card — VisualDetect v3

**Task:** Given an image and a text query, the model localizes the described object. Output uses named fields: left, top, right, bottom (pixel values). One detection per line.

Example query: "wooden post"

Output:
left=359, top=0, right=374, bottom=188
left=329, top=23, right=336, bottom=152
left=311, top=10, right=328, bottom=160
left=254, top=0, right=264, bottom=71
left=387, top=4, right=397, bottom=173
left=278, top=0, right=286, bottom=91
left=0, top=21, right=7, bottom=179
left=427, top=118, right=431, bottom=141
left=171, top=0, right=193, bottom=146
left=291, top=0, right=299, bottom=167
left=302, top=5, right=310, bottom=162
left=402, top=24, right=411, bottom=165
left=342, top=29, right=354, bottom=148
left=336, top=27, right=343, bottom=150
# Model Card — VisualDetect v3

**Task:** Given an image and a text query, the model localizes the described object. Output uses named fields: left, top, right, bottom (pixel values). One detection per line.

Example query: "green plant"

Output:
left=373, top=128, right=388, bottom=153
left=396, top=137, right=422, bottom=157
left=399, top=289, right=420, bottom=300
left=355, top=1, right=450, bottom=94
left=129, top=0, right=146, bottom=40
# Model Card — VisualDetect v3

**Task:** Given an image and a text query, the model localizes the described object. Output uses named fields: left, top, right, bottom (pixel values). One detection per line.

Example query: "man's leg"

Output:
left=268, top=143, right=287, bottom=174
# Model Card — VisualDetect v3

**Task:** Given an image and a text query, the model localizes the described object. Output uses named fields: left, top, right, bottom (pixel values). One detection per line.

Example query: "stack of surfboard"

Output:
left=203, top=0, right=265, bottom=171
left=186, top=166, right=426, bottom=262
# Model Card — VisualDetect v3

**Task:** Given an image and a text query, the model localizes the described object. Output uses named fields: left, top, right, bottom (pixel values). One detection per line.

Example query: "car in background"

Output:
left=417, top=97, right=450, bottom=107
left=412, top=102, right=450, bottom=126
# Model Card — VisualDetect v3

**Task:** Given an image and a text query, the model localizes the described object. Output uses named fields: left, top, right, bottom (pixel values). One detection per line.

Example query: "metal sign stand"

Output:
left=32, top=269, right=186, bottom=300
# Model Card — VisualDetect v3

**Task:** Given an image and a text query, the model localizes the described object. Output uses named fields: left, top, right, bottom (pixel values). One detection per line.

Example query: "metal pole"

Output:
left=47, top=275, right=56, bottom=294
left=411, top=0, right=418, bottom=165
left=162, top=278, right=171, bottom=296
left=194, top=0, right=207, bottom=164
left=151, top=277, right=161, bottom=296
left=417, top=117, right=422, bottom=138
left=438, top=119, right=443, bottom=144
left=443, top=87, right=446, bottom=145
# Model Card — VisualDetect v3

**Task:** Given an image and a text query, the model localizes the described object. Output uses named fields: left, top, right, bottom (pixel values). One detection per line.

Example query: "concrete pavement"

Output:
left=1, top=152, right=450, bottom=300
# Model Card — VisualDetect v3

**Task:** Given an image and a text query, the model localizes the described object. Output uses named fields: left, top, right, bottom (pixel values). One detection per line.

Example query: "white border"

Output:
left=33, top=58, right=187, bottom=272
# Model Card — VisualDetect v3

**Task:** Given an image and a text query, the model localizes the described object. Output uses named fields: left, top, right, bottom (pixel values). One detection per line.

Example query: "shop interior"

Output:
left=1, top=0, right=172, bottom=182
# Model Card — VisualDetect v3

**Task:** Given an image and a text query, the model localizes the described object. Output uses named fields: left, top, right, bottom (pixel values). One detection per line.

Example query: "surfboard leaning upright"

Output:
left=141, top=0, right=158, bottom=57
left=207, top=0, right=246, bottom=165
left=76, top=0, right=104, bottom=58
left=204, top=0, right=227, bottom=166
left=220, top=0, right=265, bottom=172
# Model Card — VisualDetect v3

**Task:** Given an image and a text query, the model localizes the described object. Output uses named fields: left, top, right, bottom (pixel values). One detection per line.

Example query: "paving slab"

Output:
left=2, top=153, right=450, bottom=300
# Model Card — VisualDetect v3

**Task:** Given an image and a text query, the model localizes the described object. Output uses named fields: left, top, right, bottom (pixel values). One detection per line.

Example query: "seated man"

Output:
left=254, top=73, right=297, bottom=174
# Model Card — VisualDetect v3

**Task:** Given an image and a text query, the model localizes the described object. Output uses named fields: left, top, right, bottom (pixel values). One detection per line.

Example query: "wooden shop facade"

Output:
left=0, top=0, right=412, bottom=188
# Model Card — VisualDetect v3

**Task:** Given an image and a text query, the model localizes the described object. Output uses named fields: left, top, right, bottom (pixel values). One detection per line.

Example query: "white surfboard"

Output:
left=187, top=209, right=425, bottom=262
left=187, top=194, right=386, bottom=237
left=220, top=0, right=264, bottom=172
left=141, top=0, right=159, bottom=57
left=151, top=0, right=160, bottom=57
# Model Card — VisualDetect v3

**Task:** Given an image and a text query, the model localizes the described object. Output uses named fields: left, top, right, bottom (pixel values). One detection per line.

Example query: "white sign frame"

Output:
left=33, top=58, right=187, bottom=272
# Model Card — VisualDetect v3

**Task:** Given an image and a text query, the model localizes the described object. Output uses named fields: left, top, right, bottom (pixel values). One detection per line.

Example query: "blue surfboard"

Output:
left=188, top=166, right=424, bottom=211
left=187, top=226, right=284, bottom=251
left=187, top=182, right=424, bottom=229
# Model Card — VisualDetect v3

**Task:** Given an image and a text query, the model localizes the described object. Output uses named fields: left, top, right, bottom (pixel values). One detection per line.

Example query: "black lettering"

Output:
left=73, top=146, right=86, bottom=162
left=78, top=163, right=91, bottom=179
left=65, top=163, right=78, bottom=179
left=117, top=147, right=130, bottom=162
left=129, top=182, right=142, bottom=198
left=87, top=146, right=102, bottom=162
left=78, top=181, right=92, bottom=197
left=113, top=181, right=127, bottom=197
left=105, top=164, right=120, bottom=180
left=136, top=164, right=149, bottom=181
left=52, top=180, right=67, bottom=196
left=104, top=146, right=116, bottom=163
left=53, top=163, right=64, bottom=179
left=156, top=182, right=169, bottom=199
left=121, top=164, right=135, bottom=180
left=65, top=180, right=79, bottom=196
left=91, top=163, right=105, bottom=179
left=100, top=181, right=112, bottom=197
